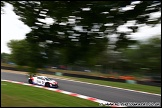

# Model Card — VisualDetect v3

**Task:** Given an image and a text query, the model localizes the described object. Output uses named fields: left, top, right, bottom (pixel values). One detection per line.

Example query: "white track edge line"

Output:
left=1, top=79, right=125, bottom=107
left=2, top=70, right=160, bottom=96
left=49, top=76, right=161, bottom=96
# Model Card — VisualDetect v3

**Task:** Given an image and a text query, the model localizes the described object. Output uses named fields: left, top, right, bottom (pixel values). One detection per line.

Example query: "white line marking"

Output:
left=76, top=95, right=90, bottom=99
left=50, top=76, right=161, bottom=96
left=2, top=70, right=161, bottom=96
left=61, top=91, right=72, bottom=95
left=1, top=79, right=123, bottom=107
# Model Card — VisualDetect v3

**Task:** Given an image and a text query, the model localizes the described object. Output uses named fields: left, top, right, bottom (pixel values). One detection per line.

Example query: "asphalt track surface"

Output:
left=1, top=71, right=161, bottom=103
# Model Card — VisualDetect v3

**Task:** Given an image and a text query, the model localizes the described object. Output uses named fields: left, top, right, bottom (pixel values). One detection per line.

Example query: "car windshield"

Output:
left=45, top=78, right=52, bottom=81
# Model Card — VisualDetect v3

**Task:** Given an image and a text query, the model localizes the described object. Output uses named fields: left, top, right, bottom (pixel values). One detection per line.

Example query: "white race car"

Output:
left=28, top=76, right=58, bottom=88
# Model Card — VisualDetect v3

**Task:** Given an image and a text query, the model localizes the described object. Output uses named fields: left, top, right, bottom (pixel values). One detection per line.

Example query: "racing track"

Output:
left=1, top=71, right=161, bottom=104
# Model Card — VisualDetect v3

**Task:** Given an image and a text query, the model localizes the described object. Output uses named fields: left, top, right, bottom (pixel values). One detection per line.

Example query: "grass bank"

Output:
left=1, top=81, right=99, bottom=107
left=59, top=76, right=161, bottom=94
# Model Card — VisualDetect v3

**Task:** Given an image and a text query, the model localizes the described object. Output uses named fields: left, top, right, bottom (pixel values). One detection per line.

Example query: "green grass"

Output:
left=2, top=63, right=161, bottom=94
left=53, top=76, right=161, bottom=94
left=1, top=81, right=100, bottom=107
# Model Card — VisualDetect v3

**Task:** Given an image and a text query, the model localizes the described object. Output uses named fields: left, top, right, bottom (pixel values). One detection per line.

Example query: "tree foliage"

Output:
left=1, top=52, right=10, bottom=63
left=120, top=36, right=161, bottom=75
left=1, top=1, right=161, bottom=65
left=7, top=39, right=48, bottom=69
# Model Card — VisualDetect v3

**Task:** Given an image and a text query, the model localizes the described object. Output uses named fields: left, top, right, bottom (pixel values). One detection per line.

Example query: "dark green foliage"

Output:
left=1, top=1, right=161, bottom=75
left=120, top=37, right=161, bottom=75
left=1, top=53, right=10, bottom=63
left=2, top=1, right=160, bottom=64
left=7, top=39, right=47, bottom=69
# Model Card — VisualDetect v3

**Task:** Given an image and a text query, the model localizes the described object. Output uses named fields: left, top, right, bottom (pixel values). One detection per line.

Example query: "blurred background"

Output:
left=1, top=1, right=161, bottom=84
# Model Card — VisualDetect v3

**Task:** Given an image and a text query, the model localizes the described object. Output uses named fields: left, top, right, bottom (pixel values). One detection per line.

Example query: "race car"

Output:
left=28, top=75, right=58, bottom=88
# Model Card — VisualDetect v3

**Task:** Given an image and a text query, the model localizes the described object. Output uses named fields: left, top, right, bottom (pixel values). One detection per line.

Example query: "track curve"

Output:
left=1, top=71, right=161, bottom=104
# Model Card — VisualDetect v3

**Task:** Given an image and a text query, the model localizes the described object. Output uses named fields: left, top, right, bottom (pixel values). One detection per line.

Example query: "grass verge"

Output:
left=1, top=68, right=161, bottom=95
left=52, top=75, right=161, bottom=94
left=1, top=81, right=99, bottom=107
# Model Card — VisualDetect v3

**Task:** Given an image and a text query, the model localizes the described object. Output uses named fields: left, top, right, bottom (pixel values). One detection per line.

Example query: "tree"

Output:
left=1, top=52, right=10, bottom=63
left=7, top=39, right=48, bottom=74
left=1, top=1, right=161, bottom=65
left=120, top=36, right=161, bottom=75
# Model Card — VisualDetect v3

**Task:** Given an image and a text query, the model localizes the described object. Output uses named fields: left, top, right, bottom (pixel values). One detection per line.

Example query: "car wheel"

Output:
left=45, top=82, right=50, bottom=87
left=28, top=79, right=33, bottom=84
left=56, top=85, right=59, bottom=88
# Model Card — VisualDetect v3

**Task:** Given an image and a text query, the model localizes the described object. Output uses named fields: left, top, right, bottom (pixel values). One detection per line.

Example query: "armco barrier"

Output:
left=1, top=66, right=27, bottom=72
left=1, top=66, right=161, bottom=87
left=63, top=73, right=126, bottom=83
left=137, top=81, right=161, bottom=87
left=1, top=66, right=125, bottom=83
